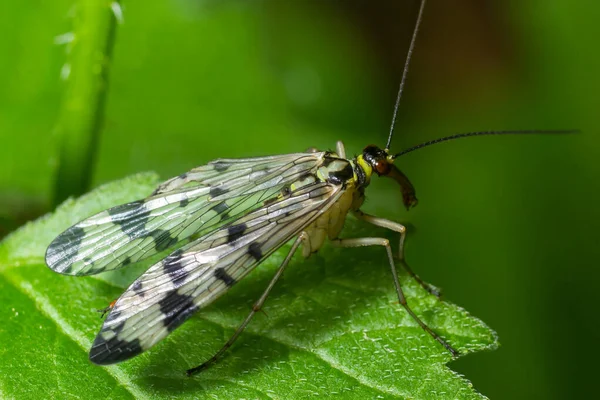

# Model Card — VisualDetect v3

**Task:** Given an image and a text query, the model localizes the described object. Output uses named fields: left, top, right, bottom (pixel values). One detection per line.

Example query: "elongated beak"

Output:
left=386, top=164, right=418, bottom=210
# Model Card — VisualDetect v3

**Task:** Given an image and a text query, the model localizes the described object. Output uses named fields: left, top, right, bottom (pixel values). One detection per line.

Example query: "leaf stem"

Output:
left=52, top=1, right=121, bottom=206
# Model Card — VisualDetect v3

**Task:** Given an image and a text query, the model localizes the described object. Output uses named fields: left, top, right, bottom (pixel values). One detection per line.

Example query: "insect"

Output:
left=45, top=0, right=575, bottom=376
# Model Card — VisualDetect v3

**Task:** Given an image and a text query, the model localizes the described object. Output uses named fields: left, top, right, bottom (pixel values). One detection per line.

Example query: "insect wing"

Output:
left=89, top=181, right=342, bottom=364
left=45, top=152, right=326, bottom=276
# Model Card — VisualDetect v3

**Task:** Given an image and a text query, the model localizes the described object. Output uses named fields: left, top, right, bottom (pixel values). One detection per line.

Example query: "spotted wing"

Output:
left=46, top=152, right=326, bottom=276
left=89, top=181, right=343, bottom=364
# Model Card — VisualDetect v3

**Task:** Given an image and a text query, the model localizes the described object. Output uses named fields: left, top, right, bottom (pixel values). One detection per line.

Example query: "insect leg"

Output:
left=96, top=299, right=117, bottom=318
left=336, top=141, right=346, bottom=159
left=330, top=236, right=459, bottom=357
left=186, top=232, right=309, bottom=376
left=353, top=210, right=441, bottom=297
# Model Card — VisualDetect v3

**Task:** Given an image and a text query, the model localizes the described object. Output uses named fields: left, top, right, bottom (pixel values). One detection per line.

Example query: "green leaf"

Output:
left=0, top=174, right=498, bottom=399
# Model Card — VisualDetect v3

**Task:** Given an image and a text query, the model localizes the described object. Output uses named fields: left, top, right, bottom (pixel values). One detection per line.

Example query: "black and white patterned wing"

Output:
left=89, top=181, right=342, bottom=364
left=46, top=152, right=326, bottom=276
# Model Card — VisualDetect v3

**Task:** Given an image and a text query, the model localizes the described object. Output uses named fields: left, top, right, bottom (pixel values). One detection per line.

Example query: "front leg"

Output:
left=353, top=210, right=441, bottom=297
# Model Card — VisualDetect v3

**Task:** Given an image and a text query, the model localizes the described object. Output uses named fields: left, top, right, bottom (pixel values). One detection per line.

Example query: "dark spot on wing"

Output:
left=162, top=249, right=188, bottom=286
left=179, top=197, right=189, bottom=207
left=106, top=309, right=121, bottom=323
left=248, top=242, right=262, bottom=261
left=213, top=201, right=229, bottom=214
left=179, top=173, right=188, bottom=180
left=227, top=223, right=247, bottom=243
left=158, top=291, right=198, bottom=332
left=108, top=200, right=151, bottom=240
left=149, top=229, right=179, bottom=252
left=132, top=280, right=143, bottom=294
left=210, top=186, right=228, bottom=198
left=46, top=225, right=86, bottom=273
left=212, top=201, right=231, bottom=221
left=122, top=256, right=132, bottom=266
left=212, top=161, right=230, bottom=171
left=214, top=267, right=236, bottom=287
left=89, top=334, right=143, bottom=365
left=56, top=226, right=86, bottom=251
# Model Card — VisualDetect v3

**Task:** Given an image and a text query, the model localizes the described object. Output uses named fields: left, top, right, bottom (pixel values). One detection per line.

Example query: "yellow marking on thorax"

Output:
left=356, top=154, right=373, bottom=184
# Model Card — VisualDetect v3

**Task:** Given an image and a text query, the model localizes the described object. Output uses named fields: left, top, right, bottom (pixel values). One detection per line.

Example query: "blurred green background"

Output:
left=0, top=0, right=597, bottom=398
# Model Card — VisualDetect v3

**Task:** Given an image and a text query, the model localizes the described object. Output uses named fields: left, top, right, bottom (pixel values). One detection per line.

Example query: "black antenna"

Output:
left=386, top=0, right=427, bottom=151
left=392, top=129, right=579, bottom=158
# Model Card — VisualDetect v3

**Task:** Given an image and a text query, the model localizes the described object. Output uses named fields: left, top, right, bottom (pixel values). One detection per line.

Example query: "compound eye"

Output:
left=375, top=160, right=390, bottom=175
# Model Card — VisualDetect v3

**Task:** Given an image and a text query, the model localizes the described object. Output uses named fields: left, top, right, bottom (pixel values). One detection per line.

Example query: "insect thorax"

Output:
left=297, top=153, right=369, bottom=256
